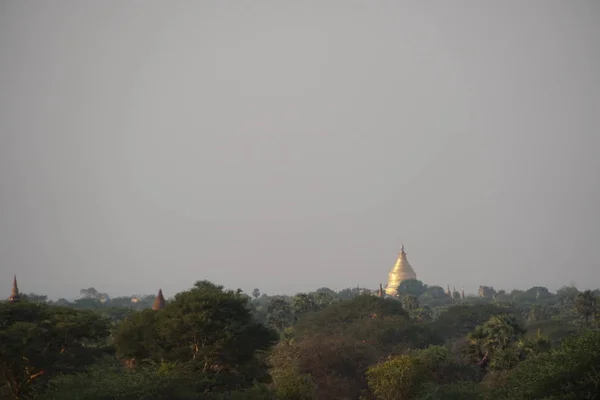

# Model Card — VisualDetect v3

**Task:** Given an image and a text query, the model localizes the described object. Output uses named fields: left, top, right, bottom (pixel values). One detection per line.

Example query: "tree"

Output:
left=555, top=285, right=579, bottom=307
left=292, top=292, right=333, bottom=318
left=113, top=309, right=163, bottom=361
left=271, top=334, right=377, bottom=399
left=79, top=287, right=104, bottom=299
left=114, top=280, right=278, bottom=392
left=0, top=302, right=110, bottom=399
left=21, top=293, right=48, bottom=303
left=314, top=287, right=336, bottom=296
left=402, top=294, right=420, bottom=313
left=527, top=304, right=548, bottom=322
left=159, top=281, right=277, bottom=371
left=292, top=293, right=318, bottom=315
left=252, top=288, right=260, bottom=300
left=421, top=286, right=447, bottom=299
left=270, top=295, right=440, bottom=399
left=412, top=306, right=434, bottom=322
left=397, top=279, right=427, bottom=297
left=462, top=314, right=543, bottom=372
left=574, top=290, right=597, bottom=327
left=478, top=285, right=497, bottom=299
left=367, top=345, right=480, bottom=399
left=267, top=297, right=295, bottom=332
left=337, top=286, right=370, bottom=300
left=42, top=359, right=276, bottom=400
left=434, top=304, right=514, bottom=340
left=366, top=354, right=426, bottom=399
left=313, top=291, right=334, bottom=309
left=294, top=294, right=408, bottom=337
left=52, top=298, right=72, bottom=307
left=491, top=331, right=600, bottom=399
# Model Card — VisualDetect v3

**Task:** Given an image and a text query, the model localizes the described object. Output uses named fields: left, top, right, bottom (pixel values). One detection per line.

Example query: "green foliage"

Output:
left=527, top=304, right=549, bottom=322
left=0, top=302, right=110, bottom=399
left=270, top=295, right=439, bottom=399
left=463, top=314, right=549, bottom=372
left=434, top=304, right=515, bottom=340
left=421, top=286, right=447, bottom=300
left=266, top=297, right=295, bottom=332
left=42, top=359, right=276, bottom=400
left=3, top=281, right=598, bottom=399
left=555, top=286, right=580, bottom=307
left=574, top=290, right=597, bottom=327
left=113, top=309, right=162, bottom=360
left=366, top=346, right=481, bottom=399
left=417, top=382, right=483, bottom=400
left=270, top=333, right=380, bottom=399
left=411, top=306, right=433, bottom=322
left=113, top=280, right=278, bottom=391
left=490, top=330, right=600, bottom=399
left=366, top=355, right=427, bottom=399
left=525, top=318, right=578, bottom=345
left=21, top=293, right=48, bottom=303
left=401, top=294, right=420, bottom=313
left=411, top=346, right=480, bottom=385
left=270, top=366, right=316, bottom=400
left=41, top=361, right=194, bottom=400
left=397, top=279, right=428, bottom=297
left=291, top=292, right=333, bottom=317
left=294, top=294, right=408, bottom=336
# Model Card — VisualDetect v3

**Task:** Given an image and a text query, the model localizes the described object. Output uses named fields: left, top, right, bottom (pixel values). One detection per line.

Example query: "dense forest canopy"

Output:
left=1, top=278, right=599, bottom=399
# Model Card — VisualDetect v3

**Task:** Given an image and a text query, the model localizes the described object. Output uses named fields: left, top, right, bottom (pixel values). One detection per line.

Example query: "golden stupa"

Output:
left=385, top=244, right=417, bottom=296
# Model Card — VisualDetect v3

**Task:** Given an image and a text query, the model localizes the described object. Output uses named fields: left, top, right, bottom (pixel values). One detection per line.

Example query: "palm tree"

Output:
left=465, top=314, right=527, bottom=371
left=465, top=326, right=490, bottom=362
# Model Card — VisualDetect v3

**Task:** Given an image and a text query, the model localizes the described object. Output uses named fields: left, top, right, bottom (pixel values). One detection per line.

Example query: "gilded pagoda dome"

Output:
left=385, top=244, right=417, bottom=296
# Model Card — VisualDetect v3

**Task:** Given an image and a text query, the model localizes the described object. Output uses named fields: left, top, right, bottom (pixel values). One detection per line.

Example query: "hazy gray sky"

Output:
left=1, top=1, right=599, bottom=299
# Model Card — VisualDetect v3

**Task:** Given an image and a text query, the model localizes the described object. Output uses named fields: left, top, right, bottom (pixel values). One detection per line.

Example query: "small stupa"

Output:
left=152, top=289, right=166, bottom=310
left=385, top=244, right=417, bottom=296
left=8, top=274, right=20, bottom=303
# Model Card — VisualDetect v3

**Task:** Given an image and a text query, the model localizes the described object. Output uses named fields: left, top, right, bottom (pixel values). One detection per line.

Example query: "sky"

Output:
left=1, top=1, right=599, bottom=300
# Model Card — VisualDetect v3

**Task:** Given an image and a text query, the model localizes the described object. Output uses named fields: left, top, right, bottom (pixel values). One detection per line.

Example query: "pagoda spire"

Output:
left=152, top=289, right=166, bottom=310
left=384, top=243, right=417, bottom=296
left=8, top=274, right=20, bottom=303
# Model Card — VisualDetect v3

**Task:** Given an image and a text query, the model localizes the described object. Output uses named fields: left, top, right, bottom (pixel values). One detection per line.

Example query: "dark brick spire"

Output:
left=8, top=274, right=20, bottom=303
left=152, top=289, right=165, bottom=310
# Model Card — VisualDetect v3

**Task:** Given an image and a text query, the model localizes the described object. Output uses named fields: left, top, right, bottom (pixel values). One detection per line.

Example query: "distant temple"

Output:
left=385, top=244, right=417, bottom=296
left=8, top=274, right=20, bottom=303
left=152, top=289, right=166, bottom=310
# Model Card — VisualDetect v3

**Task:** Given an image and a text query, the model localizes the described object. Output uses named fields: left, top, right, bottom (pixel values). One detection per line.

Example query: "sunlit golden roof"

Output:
left=384, top=245, right=417, bottom=296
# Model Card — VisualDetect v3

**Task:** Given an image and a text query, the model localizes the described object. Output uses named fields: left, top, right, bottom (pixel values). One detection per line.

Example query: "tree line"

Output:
left=1, top=279, right=599, bottom=399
